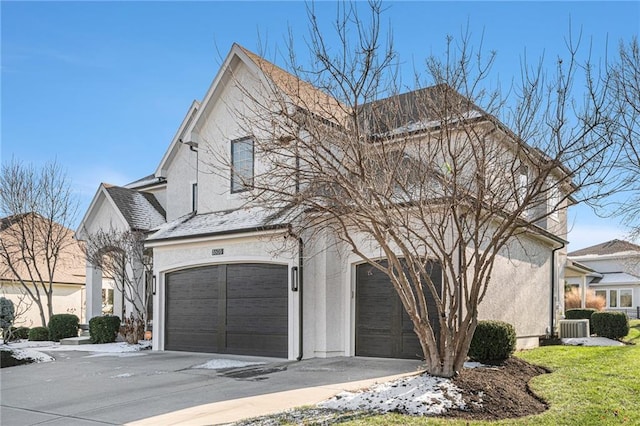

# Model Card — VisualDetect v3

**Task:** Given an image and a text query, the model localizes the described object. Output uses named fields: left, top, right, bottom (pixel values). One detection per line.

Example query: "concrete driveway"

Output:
left=1, top=348, right=422, bottom=425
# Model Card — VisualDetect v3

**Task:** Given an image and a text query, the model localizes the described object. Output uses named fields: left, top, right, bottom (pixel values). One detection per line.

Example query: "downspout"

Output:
left=296, top=237, right=304, bottom=361
left=550, top=241, right=566, bottom=337
left=458, top=240, right=463, bottom=328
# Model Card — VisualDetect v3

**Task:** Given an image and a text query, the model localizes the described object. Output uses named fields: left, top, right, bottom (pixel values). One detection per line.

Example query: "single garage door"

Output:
left=355, top=260, right=441, bottom=359
left=165, top=263, right=288, bottom=357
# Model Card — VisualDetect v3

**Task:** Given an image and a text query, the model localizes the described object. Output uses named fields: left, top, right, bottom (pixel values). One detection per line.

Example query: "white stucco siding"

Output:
left=1, top=281, right=85, bottom=327
left=83, top=194, right=129, bottom=234
left=476, top=236, right=554, bottom=348
left=579, top=256, right=640, bottom=275
left=299, top=232, right=347, bottom=358
left=144, top=186, right=167, bottom=212
left=164, top=144, right=197, bottom=222
left=193, top=61, right=297, bottom=215
left=150, top=231, right=300, bottom=358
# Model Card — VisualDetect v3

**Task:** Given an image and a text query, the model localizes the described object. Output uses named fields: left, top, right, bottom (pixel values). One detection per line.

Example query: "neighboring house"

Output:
left=566, top=239, right=640, bottom=318
left=0, top=214, right=86, bottom=327
left=76, top=43, right=569, bottom=360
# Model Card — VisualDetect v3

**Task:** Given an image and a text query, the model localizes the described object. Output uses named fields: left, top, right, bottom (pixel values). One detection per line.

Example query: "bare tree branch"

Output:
left=0, top=159, right=79, bottom=327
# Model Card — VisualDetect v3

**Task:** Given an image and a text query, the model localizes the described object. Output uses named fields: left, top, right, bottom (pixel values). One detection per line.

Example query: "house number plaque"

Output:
left=211, top=248, right=224, bottom=256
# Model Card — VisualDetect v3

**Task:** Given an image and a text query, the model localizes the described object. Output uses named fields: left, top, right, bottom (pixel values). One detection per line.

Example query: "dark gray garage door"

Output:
left=165, top=263, right=288, bottom=357
left=355, top=260, right=441, bottom=359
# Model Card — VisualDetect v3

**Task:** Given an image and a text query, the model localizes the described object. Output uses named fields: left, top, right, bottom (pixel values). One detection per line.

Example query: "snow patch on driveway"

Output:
left=318, top=373, right=466, bottom=416
left=192, top=359, right=266, bottom=370
left=8, top=348, right=54, bottom=364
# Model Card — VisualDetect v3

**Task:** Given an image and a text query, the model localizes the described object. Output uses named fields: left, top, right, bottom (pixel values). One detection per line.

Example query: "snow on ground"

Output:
left=1, top=339, right=152, bottom=365
left=1, top=339, right=151, bottom=352
left=8, top=348, right=54, bottom=364
left=318, top=373, right=466, bottom=416
left=562, top=337, right=624, bottom=346
left=41, top=340, right=152, bottom=353
left=192, top=359, right=266, bottom=370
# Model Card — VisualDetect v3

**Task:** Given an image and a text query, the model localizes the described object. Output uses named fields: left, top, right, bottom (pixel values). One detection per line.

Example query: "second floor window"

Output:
left=192, top=182, right=198, bottom=212
left=231, top=137, right=254, bottom=193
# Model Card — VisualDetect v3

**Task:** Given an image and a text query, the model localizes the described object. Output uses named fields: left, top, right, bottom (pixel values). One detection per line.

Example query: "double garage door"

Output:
left=355, top=261, right=441, bottom=359
left=165, top=263, right=288, bottom=357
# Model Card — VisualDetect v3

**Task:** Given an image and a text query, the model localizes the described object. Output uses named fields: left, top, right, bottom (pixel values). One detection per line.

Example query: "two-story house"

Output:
left=76, top=43, right=570, bottom=360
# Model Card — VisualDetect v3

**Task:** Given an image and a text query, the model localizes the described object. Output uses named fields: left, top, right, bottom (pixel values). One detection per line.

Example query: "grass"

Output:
left=340, top=326, right=640, bottom=426
left=623, top=319, right=640, bottom=344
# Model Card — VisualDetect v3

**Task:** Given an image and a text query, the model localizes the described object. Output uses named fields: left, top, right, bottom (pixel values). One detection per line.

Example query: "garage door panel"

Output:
left=401, top=333, right=423, bottom=358
left=227, top=298, right=287, bottom=315
left=226, top=316, right=288, bottom=333
left=356, top=260, right=441, bottom=359
left=356, top=334, right=394, bottom=358
left=166, top=263, right=287, bottom=357
left=166, top=331, right=219, bottom=353
left=226, top=333, right=288, bottom=357
left=227, top=265, right=287, bottom=298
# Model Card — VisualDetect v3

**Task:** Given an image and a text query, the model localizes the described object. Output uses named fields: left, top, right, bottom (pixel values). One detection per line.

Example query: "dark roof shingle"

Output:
left=569, top=239, right=640, bottom=257
left=104, top=186, right=166, bottom=231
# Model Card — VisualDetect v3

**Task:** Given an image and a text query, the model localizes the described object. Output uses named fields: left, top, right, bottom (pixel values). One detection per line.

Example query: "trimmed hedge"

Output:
left=468, top=320, right=517, bottom=362
left=29, top=326, right=50, bottom=341
left=565, top=308, right=598, bottom=334
left=48, top=314, right=79, bottom=341
left=89, top=315, right=121, bottom=344
left=591, top=311, right=629, bottom=339
left=11, top=326, right=30, bottom=340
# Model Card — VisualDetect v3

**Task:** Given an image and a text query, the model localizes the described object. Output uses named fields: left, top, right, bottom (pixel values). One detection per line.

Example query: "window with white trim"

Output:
left=231, top=137, right=254, bottom=193
left=620, top=289, right=633, bottom=308
left=517, top=165, right=528, bottom=207
left=595, top=288, right=633, bottom=309
left=192, top=182, right=198, bottom=212
left=547, top=181, right=560, bottom=220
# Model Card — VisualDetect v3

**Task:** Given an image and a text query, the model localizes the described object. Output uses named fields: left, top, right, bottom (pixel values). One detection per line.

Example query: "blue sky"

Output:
left=2, top=1, right=639, bottom=250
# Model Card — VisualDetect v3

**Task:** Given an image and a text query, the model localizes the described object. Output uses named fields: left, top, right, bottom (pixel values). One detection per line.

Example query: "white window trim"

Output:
left=547, top=180, right=560, bottom=221
left=596, top=288, right=634, bottom=309
left=191, top=181, right=198, bottom=213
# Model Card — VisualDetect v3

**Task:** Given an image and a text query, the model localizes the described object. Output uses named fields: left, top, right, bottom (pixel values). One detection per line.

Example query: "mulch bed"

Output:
left=444, top=357, right=550, bottom=420
left=0, top=349, right=34, bottom=368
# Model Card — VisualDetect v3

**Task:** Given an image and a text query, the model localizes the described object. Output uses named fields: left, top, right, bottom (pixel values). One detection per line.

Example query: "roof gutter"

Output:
left=144, top=223, right=290, bottom=246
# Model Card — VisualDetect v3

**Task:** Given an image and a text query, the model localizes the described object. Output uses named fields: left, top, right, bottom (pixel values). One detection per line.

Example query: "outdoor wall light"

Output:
left=291, top=266, right=299, bottom=292
left=152, top=275, right=157, bottom=295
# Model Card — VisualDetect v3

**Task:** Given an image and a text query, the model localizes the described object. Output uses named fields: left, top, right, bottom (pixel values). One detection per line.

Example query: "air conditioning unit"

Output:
left=558, top=319, right=590, bottom=338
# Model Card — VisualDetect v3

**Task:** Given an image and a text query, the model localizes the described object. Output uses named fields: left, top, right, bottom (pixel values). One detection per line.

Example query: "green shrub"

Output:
left=89, top=315, right=121, bottom=344
left=10, top=326, right=30, bottom=340
left=591, top=311, right=629, bottom=339
left=0, top=297, right=15, bottom=341
left=468, top=320, right=517, bottom=362
left=29, top=326, right=49, bottom=341
left=48, top=314, right=79, bottom=341
left=565, top=308, right=598, bottom=334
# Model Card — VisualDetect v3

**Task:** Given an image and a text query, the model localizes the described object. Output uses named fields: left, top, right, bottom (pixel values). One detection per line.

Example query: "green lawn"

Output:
left=342, top=327, right=640, bottom=425
left=623, top=319, right=640, bottom=344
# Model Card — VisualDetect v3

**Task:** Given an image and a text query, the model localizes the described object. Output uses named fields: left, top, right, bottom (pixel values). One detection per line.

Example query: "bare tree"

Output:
left=204, top=2, right=618, bottom=377
left=608, top=37, right=640, bottom=239
left=84, top=227, right=152, bottom=343
left=0, top=281, right=35, bottom=328
left=0, top=159, right=79, bottom=327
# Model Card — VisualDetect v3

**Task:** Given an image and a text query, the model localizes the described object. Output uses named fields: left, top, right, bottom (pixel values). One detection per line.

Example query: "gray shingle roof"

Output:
left=104, top=185, right=166, bottom=231
left=359, top=84, right=485, bottom=137
left=589, top=271, right=640, bottom=285
left=569, top=239, right=640, bottom=257
left=146, top=207, right=288, bottom=242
